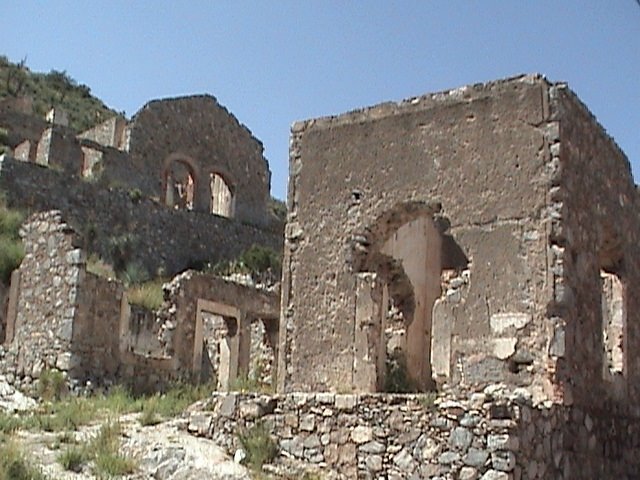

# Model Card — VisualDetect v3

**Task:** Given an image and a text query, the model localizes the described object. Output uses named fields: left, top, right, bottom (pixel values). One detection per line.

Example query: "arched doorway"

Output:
left=352, top=201, right=449, bottom=392
left=209, top=172, right=234, bottom=218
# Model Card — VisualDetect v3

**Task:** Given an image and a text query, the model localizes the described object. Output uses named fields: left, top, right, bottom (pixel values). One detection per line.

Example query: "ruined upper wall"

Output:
left=78, top=116, right=128, bottom=150
left=280, top=75, right=558, bottom=396
left=127, top=95, right=271, bottom=226
left=0, top=156, right=282, bottom=278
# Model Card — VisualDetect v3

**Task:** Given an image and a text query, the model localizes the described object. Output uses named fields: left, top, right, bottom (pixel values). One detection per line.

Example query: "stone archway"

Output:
left=162, top=154, right=201, bottom=211
left=351, top=201, right=449, bottom=392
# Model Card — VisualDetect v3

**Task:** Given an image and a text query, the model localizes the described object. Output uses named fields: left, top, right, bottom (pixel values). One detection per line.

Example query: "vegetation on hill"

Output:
left=0, top=56, right=119, bottom=132
left=269, top=196, right=287, bottom=223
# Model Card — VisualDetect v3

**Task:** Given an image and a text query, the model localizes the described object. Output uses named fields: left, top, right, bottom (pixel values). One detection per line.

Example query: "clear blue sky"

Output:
left=3, top=1, right=639, bottom=200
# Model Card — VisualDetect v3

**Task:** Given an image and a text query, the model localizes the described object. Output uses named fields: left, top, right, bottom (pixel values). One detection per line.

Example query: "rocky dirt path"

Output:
left=14, top=413, right=251, bottom=480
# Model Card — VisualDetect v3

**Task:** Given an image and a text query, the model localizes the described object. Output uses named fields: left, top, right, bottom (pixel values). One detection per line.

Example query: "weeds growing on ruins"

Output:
left=0, top=195, right=24, bottom=282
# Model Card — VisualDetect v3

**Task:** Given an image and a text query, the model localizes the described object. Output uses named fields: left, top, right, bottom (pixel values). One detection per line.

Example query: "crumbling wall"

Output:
left=34, top=126, right=83, bottom=172
left=190, top=385, right=640, bottom=479
left=280, top=76, right=554, bottom=395
left=549, top=85, right=640, bottom=408
left=72, top=272, right=123, bottom=381
left=156, top=272, right=280, bottom=386
left=5, top=211, right=82, bottom=381
left=127, top=95, right=271, bottom=226
left=0, top=156, right=282, bottom=277
left=78, top=116, right=127, bottom=150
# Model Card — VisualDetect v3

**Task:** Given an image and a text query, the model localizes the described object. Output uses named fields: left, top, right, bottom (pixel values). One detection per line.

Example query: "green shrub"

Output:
left=107, top=233, right=137, bottom=273
left=0, top=128, right=8, bottom=146
left=92, top=385, right=142, bottom=415
left=128, top=188, right=143, bottom=203
left=94, top=452, right=136, bottom=477
left=32, top=397, right=97, bottom=432
left=37, top=369, right=66, bottom=401
left=0, top=206, right=24, bottom=239
left=127, top=279, right=164, bottom=310
left=0, top=412, right=21, bottom=434
left=138, top=396, right=161, bottom=426
left=229, top=370, right=274, bottom=394
left=153, top=381, right=215, bottom=418
left=0, top=200, right=25, bottom=283
left=0, top=57, right=118, bottom=132
left=384, top=351, right=417, bottom=393
left=269, top=197, right=287, bottom=222
left=418, top=391, right=438, bottom=410
left=121, top=261, right=149, bottom=286
left=240, top=245, right=281, bottom=277
left=86, top=254, right=116, bottom=279
left=0, top=237, right=24, bottom=283
left=209, top=245, right=281, bottom=283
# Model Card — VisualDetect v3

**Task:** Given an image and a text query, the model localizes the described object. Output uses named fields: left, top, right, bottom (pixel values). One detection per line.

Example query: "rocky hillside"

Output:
left=0, top=56, right=118, bottom=132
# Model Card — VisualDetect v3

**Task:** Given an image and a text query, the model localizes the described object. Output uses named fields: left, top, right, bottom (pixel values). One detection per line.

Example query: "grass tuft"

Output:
left=238, top=422, right=278, bottom=471
left=89, top=421, right=136, bottom=477
left=37, top=369, right=67, bottom=402
left=127, top=279, right=164, bottom=310
left=86, top=254, right=116, bottom=279
left=0, top=442, right=47, bottom=480
left=57, top=445, right=87, bottom=472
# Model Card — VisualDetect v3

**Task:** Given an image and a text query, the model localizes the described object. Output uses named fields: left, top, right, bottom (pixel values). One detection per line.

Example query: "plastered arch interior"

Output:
left=352, top=201, right=453, bottom=393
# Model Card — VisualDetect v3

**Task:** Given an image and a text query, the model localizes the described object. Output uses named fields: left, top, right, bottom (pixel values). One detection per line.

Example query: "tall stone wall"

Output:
left=35, top=126, right=84, bottom=172
left=549, top=86, right=640, bottom=408
left=78, top=116, right=127, bottom=149
left=4, top=211, right=82, bottom=380
left=127, top=95, right=271, bottom=226
left=280, top=75, right=555, bottom=396
left=0, top=156, right=282, bottom=277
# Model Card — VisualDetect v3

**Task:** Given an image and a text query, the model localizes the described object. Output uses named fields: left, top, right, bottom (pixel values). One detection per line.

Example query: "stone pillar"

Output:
left=237, top=312, right=251, bottom=378
left=354, top=272, right=384, bottom=392
left=218, top=317, right=240, bottom=391
left=4, top=270, right=20, bottom=344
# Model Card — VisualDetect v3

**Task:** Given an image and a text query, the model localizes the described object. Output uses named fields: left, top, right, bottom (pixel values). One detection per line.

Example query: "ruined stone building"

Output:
left=0, top=94, right=283, bottom=392
left=0, top=94, right=280, bottom=277
left=2, top=74, right=640, bottom=478
left=244, top=74, right=636, bottom=478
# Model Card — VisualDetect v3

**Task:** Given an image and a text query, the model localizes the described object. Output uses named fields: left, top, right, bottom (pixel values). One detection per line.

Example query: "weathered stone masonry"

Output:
left=0, top=211, right=281, bottom=394
left=0, top=156, right=281, bottom=277
left=192, top=386, right=640, bottom=480
left=275, top=75, right=640, bottom=478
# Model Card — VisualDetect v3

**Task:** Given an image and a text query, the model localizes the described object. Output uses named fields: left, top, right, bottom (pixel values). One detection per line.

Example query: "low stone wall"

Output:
left=0, top=155, right=282, bottom=277
left=187, top=387, right=640, bottom=479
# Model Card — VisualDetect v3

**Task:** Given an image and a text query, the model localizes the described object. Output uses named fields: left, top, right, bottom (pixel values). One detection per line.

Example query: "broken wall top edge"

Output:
left=291, top=73, right=554, bottom=133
